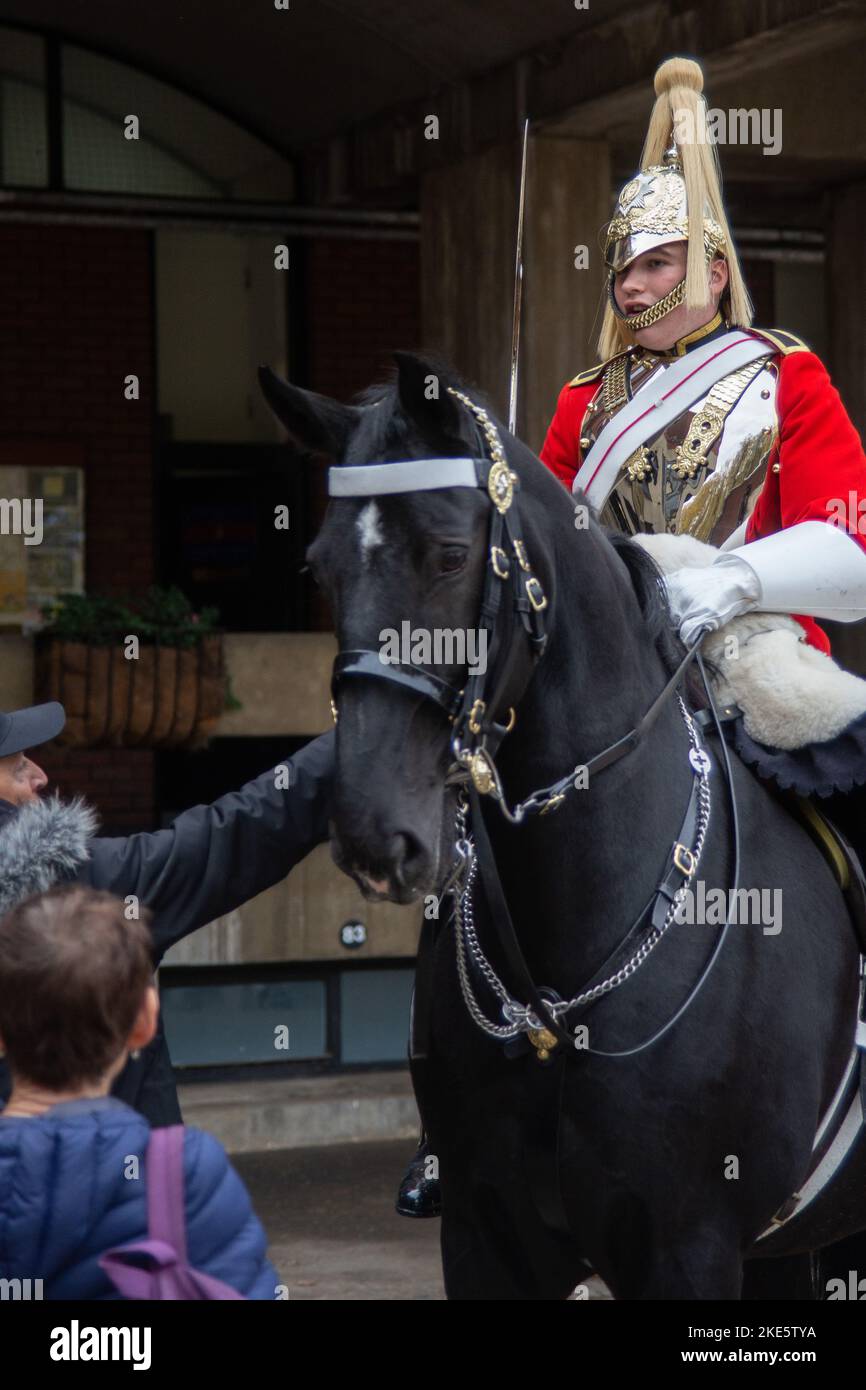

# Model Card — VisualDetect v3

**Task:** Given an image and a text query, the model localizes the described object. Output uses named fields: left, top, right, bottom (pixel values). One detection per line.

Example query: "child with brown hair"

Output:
left=0, top=885, right=279, bottom=1299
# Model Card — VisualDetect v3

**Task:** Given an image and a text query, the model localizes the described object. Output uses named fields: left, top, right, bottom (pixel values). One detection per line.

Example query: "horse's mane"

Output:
left=351, top=380, right=411, bottom=456
left=609, top=531, right=710, bottom=705
left=606, top=530, right=685, bottom=677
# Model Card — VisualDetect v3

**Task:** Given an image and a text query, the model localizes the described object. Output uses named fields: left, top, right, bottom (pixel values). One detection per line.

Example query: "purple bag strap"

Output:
left=145, top=1124, right=189, bottom=1259
left=99, top=1124, right=247, bottom=1298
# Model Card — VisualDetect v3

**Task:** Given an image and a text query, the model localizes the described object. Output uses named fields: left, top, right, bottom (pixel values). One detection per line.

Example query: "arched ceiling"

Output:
left=0, top=0, right=638, bottom=154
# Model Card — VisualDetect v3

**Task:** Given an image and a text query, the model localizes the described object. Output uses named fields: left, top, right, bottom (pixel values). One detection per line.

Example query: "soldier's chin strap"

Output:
left=607, top=271, right=687, bottom=330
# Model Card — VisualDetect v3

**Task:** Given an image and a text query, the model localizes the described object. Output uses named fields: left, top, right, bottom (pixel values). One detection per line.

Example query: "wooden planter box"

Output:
left=35, top=635, right=226, bottom=749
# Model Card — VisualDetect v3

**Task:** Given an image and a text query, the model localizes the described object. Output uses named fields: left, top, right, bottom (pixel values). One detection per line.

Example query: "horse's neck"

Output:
left=491, top=540, right=694, bottom=974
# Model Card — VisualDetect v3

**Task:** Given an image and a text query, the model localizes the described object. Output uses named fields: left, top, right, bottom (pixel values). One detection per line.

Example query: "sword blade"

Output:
left=508, top=118, right=530, bottom=437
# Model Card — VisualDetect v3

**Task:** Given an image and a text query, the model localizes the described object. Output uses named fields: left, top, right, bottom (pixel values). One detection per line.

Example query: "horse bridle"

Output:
left=329, top=386, right=708, bottom=813
left=330, top=388, right=550, bottom=800
left=328, top=388, right=738, bottom=1057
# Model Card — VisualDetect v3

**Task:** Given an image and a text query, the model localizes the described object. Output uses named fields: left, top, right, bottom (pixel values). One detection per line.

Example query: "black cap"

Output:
left=0, top=703, right=66, bottom=759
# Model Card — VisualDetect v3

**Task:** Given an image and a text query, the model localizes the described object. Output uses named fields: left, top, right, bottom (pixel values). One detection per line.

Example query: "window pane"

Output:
left=340, top=969, right=415, bottom=1064
left=0, top=28, right=47, bottom=187
left=62, top=45, right=293, bottom=199
left=162, top=978, right=327, bottom=1065
left=63, top=97, right=218, bottom=197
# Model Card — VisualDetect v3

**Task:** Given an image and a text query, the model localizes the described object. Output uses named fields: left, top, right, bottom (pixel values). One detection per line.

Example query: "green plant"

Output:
left=39, top=587, right=221, bottom=649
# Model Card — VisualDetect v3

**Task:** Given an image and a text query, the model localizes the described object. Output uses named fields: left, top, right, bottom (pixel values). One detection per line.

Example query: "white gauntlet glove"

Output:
left=664, top=520, right=866, bottom=646
left=664, top=556, right=760, bottom=646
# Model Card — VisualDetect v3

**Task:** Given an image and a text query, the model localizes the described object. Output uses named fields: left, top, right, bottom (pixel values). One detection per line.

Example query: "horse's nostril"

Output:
left=390, top=831, right=428, bottom=886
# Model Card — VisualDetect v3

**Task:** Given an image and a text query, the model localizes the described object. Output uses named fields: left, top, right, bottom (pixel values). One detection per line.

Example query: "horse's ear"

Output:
left=393, top=352, right=464, bottom=438
left=258, top=366, right=360, bottom=458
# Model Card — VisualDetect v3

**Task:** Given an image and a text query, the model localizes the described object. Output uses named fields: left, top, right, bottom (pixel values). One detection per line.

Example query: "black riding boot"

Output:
left=395, top=1131, right=441, bottom=1218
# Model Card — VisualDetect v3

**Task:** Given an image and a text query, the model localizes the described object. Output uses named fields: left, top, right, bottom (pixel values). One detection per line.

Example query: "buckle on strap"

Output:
left=490, top=545, right=510, bottom=579
left=525, top=577, right=547, bottom=611
left=673, top=843, right=697, bottom=877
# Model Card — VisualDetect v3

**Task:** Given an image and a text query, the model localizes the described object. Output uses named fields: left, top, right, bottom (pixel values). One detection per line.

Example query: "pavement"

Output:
left=233, top=1139, right=613, bottom=1300
left=233, top=1140, right=446, bottom=1300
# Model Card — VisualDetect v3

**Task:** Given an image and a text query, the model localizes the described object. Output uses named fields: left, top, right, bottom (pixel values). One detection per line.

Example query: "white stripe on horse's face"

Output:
left=357, top=501, right=384, bottom=563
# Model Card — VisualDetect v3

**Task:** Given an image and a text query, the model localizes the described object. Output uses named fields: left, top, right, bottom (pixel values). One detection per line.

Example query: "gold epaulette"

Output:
left=568, top=349, right=630, bottom=388
left=749, top=327, right=811, bottom=356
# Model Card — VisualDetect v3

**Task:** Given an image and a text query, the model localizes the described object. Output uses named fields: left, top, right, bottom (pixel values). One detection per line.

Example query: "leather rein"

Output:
left=328, top=388, right=740, bottom=1059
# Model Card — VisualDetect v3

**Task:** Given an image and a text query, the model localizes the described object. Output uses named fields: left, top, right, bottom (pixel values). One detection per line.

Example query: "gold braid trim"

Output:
left=672, top=359, right=765, bottom=478
left=602, top=353, right=630, bottom=414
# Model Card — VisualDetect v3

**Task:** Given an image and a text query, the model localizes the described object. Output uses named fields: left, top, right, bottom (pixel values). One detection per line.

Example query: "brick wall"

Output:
left=37, top=745, right=156, bottom=835
left=0, top=222, right=155, bottom=592
left=0, top=222, right=156, bottom=829
left=307, top=235, right=420, bottom=400
left=305, top=235, right=420, bottom=629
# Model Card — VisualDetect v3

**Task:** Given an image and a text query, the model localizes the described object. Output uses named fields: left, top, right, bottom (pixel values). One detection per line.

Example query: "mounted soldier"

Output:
left=541, top=56, right=866, bottom=657
left=540, top=55, right=866, bottom=844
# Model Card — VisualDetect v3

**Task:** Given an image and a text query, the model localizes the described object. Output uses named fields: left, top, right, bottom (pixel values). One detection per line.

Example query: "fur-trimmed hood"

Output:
left=0, top=796, right=99, bottom=916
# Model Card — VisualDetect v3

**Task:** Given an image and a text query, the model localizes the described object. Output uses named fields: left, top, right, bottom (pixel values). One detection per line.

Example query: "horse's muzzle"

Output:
left=331, top=827, right=435, bottom=905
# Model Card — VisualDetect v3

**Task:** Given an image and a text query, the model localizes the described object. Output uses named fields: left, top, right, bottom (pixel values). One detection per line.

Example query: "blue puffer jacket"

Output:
left=0, top=1097, right=279, bottom=1300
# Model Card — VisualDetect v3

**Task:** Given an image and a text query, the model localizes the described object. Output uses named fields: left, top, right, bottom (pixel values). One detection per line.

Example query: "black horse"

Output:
left=261, top=353, right=866, bottom=1299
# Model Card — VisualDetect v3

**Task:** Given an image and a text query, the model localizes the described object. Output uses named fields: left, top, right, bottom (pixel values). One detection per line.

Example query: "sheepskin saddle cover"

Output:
left=634, top=532, right=866, bottom=752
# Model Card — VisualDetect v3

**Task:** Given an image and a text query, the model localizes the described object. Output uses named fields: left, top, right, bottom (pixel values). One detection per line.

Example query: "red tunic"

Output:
left=540, top=349, right=866, bottom=654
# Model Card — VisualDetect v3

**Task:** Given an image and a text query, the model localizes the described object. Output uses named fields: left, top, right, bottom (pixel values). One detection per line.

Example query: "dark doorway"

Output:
left=157, top=441, right=311, bottom=632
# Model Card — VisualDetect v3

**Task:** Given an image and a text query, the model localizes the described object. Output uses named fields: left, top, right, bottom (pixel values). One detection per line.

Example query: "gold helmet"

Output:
left=605, top=154, right=726, bottom=275
left=598, top=57, right=752, bottom=359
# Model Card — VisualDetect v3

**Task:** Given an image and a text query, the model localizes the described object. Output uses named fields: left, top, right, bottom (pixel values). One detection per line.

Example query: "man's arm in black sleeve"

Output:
left=79, top=729, right=335, bottom=958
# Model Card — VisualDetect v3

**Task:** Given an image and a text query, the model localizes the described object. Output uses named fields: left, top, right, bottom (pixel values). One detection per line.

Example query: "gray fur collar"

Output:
left=0, top=796, right=99, bottom=916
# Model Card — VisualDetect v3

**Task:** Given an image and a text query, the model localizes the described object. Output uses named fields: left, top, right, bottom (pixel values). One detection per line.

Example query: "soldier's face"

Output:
left=614, top=243, right=729, bottom=350
left=0, top=751, right=49, bottom=806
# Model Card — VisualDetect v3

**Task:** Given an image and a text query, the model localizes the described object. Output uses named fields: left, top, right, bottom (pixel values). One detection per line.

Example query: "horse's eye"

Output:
left=440, top=547, right=467, bottom=574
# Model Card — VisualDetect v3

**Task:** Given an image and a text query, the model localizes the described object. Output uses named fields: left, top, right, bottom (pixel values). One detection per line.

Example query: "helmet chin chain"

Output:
left=607, top=272, right=688, bottom=330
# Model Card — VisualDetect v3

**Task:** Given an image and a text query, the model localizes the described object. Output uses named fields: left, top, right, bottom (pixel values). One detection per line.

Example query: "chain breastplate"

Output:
left=580, top=348, right=779, bottom=545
